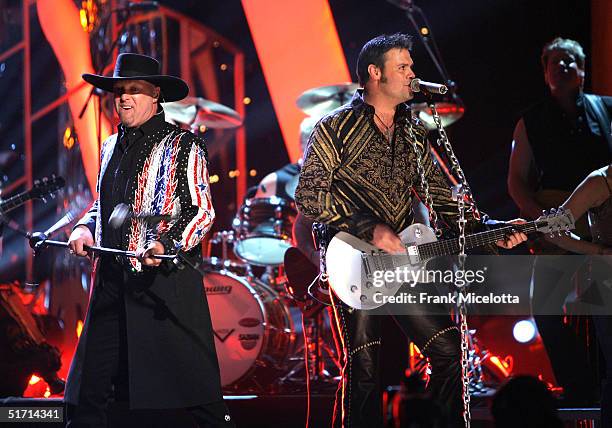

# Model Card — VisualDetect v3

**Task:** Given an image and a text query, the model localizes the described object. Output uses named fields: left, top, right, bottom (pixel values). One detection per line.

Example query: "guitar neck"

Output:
left=416, top=221, right=541, bottom=258
left=0, top=191, right=34, bottom=215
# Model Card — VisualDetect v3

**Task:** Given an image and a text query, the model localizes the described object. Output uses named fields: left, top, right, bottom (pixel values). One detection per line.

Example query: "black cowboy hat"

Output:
left=82, top=53, right=189, bottom=102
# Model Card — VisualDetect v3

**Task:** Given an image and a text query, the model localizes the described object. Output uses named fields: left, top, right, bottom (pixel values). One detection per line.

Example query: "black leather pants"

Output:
left=330, top=292, right=463, bottom=428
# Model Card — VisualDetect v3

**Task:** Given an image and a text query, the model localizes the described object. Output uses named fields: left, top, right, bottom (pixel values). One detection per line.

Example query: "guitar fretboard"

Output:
left=0, top=191, right=34, bottom=215
left=416, top=222, right=541, bottom=259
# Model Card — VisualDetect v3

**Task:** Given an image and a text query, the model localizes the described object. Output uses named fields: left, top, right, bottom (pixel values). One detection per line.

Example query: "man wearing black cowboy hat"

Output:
left=67, top=53, right=234, bottom=427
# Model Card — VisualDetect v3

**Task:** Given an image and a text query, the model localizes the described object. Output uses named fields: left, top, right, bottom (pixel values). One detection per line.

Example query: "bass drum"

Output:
left=204, top=269, right=296, bottom=389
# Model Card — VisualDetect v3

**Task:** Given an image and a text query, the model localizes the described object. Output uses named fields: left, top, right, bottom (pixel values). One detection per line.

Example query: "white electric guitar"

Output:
left=325, top=209, right=575, bottom=310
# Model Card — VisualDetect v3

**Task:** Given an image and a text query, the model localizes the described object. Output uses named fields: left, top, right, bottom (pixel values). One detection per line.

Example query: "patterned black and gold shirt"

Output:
left=295, top=90, right=480, bottom=242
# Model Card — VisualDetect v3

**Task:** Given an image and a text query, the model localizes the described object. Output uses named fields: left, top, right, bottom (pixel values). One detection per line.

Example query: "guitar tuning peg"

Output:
left=542, top=209, right=547, bottom=217
left=41, top=197, right=47, bottom=203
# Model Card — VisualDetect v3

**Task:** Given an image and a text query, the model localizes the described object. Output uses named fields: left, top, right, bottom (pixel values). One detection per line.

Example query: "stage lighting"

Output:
left=513, top=319, right=537, bottom=343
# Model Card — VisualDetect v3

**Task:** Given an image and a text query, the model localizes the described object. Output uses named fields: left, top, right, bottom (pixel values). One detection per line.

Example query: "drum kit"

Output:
left=162, top=95, right=340, bottom=394
left=204, top=198, right=339, bottom=394
left=159, top=84, right=466, bottom=394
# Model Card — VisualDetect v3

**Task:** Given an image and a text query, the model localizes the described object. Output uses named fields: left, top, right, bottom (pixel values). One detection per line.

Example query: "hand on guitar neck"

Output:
left=495, top=219, right=529, bottom=249
left=371, top=221, right=528, bottom=254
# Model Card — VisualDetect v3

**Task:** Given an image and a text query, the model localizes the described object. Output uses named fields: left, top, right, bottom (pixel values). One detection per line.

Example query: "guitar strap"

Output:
left=312, top=222, right=331, bottom=279
left=584, top=94, right=612, bottom=155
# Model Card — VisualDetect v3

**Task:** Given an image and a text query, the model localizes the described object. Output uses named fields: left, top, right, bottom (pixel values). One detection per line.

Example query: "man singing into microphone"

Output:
left=295, top=33, right=526, bottom=427
left=66, top=53, right=234, bottom=428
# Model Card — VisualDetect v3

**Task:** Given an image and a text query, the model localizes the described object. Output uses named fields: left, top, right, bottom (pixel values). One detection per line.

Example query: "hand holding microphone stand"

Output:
left=26, top=202, right=210, bottom=277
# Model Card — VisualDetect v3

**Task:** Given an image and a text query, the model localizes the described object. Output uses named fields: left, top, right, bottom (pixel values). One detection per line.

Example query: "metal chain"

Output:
left=459, top=300, right=471, bottom=427
left=457, top=186, right=471, bottom=428
left=406, top=119, right=441, bottom=236
left=430, top=105, right=482, bottom=222
left=430, top=103, right=472, bottom=427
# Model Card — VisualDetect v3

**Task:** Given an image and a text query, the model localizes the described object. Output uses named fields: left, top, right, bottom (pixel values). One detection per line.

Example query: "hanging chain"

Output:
left=456, top=186, right=471, bottom=428
left=430, top=104, right=481, bottom=222
left=406, top=119, right=441, bottom=237
left=429, top=102, right=473, bottom=428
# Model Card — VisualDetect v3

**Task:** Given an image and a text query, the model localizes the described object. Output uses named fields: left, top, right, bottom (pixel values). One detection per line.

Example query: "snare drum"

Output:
left=204, top=269, right=296, bottom=388
left=232, top=197, right=296, bottom=266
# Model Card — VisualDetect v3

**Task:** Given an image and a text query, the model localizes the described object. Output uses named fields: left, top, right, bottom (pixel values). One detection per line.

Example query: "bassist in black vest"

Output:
left=508, top=37, right=612, bottom=406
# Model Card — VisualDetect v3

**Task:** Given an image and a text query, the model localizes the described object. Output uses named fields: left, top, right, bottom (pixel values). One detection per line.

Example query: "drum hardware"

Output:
left=232, top=197, right=297, bottom=266
left=279, top=306, right=340, bottom=386
left=208, top=230, right=237, bottom=261
left=200, top=256, right=250, bottom=276
left=282, top=246, right=340, bottom=385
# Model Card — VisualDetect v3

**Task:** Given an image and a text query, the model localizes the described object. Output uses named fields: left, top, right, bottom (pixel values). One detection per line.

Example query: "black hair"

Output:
left=356, top=33, right=413, bottom=86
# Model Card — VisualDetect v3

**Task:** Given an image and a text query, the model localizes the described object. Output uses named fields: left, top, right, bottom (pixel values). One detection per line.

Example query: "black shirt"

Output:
left=100, top=111, right=166, bottom=249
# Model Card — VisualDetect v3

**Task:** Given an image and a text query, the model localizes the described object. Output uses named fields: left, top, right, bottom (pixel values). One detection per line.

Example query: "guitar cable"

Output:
left=301, top=312, right=310, bottom=428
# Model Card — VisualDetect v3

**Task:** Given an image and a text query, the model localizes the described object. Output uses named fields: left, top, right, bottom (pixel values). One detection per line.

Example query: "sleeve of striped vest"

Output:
left=157, top=137, right=215, bottom=254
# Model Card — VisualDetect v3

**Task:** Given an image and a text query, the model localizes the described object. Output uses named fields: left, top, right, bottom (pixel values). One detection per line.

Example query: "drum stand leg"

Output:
left=280, top=311, right=338, bottom=386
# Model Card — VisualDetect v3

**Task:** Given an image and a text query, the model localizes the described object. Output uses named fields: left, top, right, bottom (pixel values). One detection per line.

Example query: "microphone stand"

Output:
left=402, top=3, right=462, bottom=106
left=28, top=235, right=213, bottom=278
left=29, top=236, right=175, bottom=260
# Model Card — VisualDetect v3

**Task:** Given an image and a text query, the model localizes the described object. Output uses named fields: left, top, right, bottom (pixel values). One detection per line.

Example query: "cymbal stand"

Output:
left=280, top=306, right=339, bottom=387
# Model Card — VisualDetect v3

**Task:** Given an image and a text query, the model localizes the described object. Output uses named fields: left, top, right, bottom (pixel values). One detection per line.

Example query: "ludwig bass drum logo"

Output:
left=205, top=285, right=232, bottom=295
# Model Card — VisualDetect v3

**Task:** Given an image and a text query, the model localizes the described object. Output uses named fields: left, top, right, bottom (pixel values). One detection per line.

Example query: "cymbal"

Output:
left=162, top=97, right=243, bottom=130
left=297, top=83, right=359, bottom=116
left=411, top=102, right=465, bottom=130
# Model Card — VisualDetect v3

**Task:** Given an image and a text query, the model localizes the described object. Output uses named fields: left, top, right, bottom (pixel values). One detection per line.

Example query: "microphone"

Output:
left=109, top=203, right=180, bottom=230
left=410, top=78, right=448, bottom=95
left=125, top=1, right=159, bottom=11
left=43, top=209, right=79, bottom=238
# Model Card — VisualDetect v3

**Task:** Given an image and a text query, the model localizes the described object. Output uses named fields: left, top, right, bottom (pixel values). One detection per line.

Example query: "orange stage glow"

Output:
left=37, top=0, right=111, bottom=197
left=489, top=355, right=512, bottom=378
left=76, top=319, right=84, bottom=338
left=241, top=0, right=351, bottom=163
left=28, top=375, right=41, bottom=385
